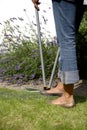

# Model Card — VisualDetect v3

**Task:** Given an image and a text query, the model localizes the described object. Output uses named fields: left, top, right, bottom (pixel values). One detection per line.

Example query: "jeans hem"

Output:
left=58, top=70, right=79, bottom=84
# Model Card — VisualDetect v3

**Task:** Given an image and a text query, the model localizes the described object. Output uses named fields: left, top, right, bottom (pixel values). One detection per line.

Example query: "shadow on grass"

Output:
left=74, top=95, right=87, bottom=105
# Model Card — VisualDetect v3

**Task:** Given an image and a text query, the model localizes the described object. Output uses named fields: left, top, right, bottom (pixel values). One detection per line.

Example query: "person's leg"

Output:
left=48, top=0, right=79, bottom=107
left=42, top=0, right=83, bottom=101
left=41, top=0, right=77, bottom=95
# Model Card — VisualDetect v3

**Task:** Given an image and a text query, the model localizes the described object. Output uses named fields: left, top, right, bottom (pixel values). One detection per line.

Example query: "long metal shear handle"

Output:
left=48, top=47, right=60, bottom=88
left=35, top=9, right=46, bottom=88
left=35, top=9, right=60, bottom=90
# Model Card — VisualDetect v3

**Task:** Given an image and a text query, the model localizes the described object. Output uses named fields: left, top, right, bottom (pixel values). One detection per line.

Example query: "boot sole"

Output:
left=48, top=100, right=76, bottom=108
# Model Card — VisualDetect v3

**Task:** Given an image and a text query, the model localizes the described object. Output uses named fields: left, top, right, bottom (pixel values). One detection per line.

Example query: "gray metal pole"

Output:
left=35, top=9, right=60, bottom=90
left=35, top=9, right=46, bottom=87
left=48, top=47, right=60, bottom=88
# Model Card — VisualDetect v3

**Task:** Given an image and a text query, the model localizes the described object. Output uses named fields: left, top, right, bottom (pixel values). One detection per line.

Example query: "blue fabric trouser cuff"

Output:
left=58, top=70, right=79, bottom=84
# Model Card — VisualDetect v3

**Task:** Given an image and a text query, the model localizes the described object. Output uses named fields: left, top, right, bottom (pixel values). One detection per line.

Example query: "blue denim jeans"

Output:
left=52, top=0, right=79, bottom=84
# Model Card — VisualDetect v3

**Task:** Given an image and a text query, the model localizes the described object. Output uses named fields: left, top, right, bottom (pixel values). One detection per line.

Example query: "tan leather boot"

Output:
left=40, top=81, right=64, bottom=96
left=49, top=84, right=75, bottom=108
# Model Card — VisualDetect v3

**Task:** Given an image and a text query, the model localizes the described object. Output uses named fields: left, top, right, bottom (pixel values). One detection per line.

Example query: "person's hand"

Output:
left=32, top=0, right=40, bottom=11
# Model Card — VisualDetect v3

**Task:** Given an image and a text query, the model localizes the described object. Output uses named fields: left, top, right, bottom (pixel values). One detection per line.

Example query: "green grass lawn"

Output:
left=0, top=87, right=87, bottom=130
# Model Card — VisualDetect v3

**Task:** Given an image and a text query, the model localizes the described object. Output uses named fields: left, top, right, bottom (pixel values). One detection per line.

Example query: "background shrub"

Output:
left=0, top=40, right=58, bottom=84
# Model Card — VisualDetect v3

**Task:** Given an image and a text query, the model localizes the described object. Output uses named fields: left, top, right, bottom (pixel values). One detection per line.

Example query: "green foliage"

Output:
left=0, top=40, right=58, bottom=83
